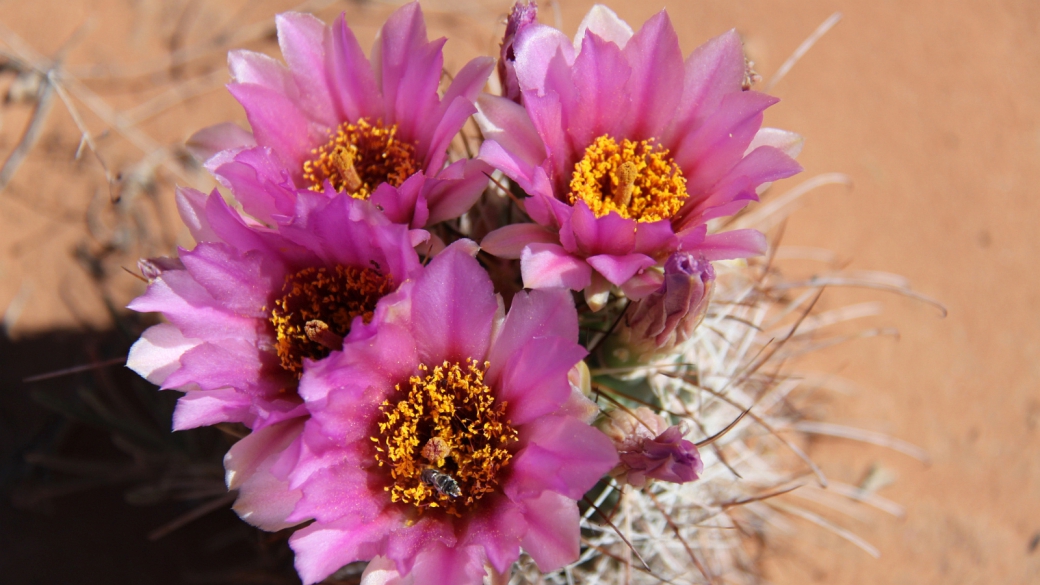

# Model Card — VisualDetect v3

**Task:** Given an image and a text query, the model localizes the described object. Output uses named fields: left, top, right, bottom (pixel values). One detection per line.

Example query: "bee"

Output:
left=421, top=468, right=461, bottom=498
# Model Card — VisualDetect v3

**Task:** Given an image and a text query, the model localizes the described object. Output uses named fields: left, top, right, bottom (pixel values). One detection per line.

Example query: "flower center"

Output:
left=569, top=135, right=689, bottom=222
left=371, top=359, right=518, bottom=517
left=269, top=265, right=394, bottom=376
left=302, top=118, right=420, bottom=198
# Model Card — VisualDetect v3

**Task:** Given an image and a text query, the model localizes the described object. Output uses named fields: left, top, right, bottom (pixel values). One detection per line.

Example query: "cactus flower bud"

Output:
left=498, top=1, right=537, bottom=103
left=602, top=407, right=703, bottom=487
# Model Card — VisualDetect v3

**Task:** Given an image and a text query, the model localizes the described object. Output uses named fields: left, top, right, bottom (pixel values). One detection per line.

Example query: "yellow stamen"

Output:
left=569, top=134, right=689, bottom=222
left=302, top=118, right=419, bottom=198
left=270, top=265, right=394, bottom=376
left=371, top=359, right=518, bottom=517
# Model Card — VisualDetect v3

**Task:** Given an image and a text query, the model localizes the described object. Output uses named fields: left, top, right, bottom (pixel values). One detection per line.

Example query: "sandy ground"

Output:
left=0, top=0, right=1036, bottom=583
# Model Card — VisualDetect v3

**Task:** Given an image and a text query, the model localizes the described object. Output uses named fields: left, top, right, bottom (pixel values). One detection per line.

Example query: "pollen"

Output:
left=269, top=265, right=394, bottom=376
left=302, top=118, right=420, bottom=198
left=568, top=134, right=689, bottom=222
left=371, top=359, right=518, bottom=517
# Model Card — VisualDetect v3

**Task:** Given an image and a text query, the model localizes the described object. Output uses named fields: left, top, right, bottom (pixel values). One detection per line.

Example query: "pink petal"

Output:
left=369, top=172, right=427, bottom=227
left=622, top=10, right=684, bottom=139
left=185, top=122, right=255, bottom=163
left=475, top=94, right=546, bottom=185
left=128, top=270, right=258, bottom=341
left=225, top=418, right=305, bottom=530
left=423, top=96, right=477, bottom=173
left=175, top=187, right=217, bottom=243
left=486, top=289, right=578, bottom=379
left=693, top=229, right=767, bottom=260
left=574, top=5, right=633, bottom=50
left=409, top=240, right=498, bottom=364
left=514, top=23, right=575, bottom=96
left=496, top=336, right=586, bottom=426
left=399, top=544, right=486, bottom=585
left=507, top=415, right=618, bottom=501
left=277, top=12, right=338, bottom=127
left=179, top=242, right=280, bottom=318
left=586, top=253, right=656, bottom=286
left=520, top=243, right=592, bottom=290
left=460, top=499, right=525, bottom=574
left=567, top=31, right=632, bottom=149
left=423, top=159, right=490, bottom=225
left=291, top=513, right=398, bottom=585
left=172, top=388, right=253, bottom=430
left=376, top=3, right=442, bottom=147
left=209, top=146, right=298, bottom=222
left=163, top=339, right=286, bottom=396
left=480, top=223, right=557, bottom=259
left=126, top=323, right=199, bottom=386
left=327, top=13, right=382, bottom=123
left=519, top=490, right=581, bottom=572
left=227, top=82, right=320, bottom=173
left=228, top=49, right=294, bottom=95
left=663, top=29, right=745, bottom=147
left=289, top=454, right=384, bottom=525
left=567, top=201, right=636, bottom=256
left=748, top=127, right=804, bottom=158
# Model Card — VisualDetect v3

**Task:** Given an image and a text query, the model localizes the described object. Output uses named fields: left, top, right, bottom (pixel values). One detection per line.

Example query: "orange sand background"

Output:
left=0, top=0, right=1036, bottom=583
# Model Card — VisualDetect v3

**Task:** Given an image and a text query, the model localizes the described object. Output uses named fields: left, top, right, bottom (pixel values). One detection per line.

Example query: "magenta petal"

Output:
left=402, top=544, right=486, bottom=585
left=409, top=240, right=497, bottom=363
left=460, top=499, right=524, bottom=574
left=179, top=242, right=280, bottom=318
left=225, top=418, right=305, bottom=530
left=276, top=12, right=338, bottom=127
left=128, top=270, right=257, bottom=341
left=520, top=243, right=593, bottom=290
left=423, top=96, right=476, bottom=172
left=664, top=29, right=745, bottom=147
left=327, top=13, right=382, bottom=123
left=377, top=3, right=442, bottom=146
left=674, top=91, right=779, bottom=194
left=480, top=224, right=557, bottom=259
left=228, top=50, right=294, bottom=95
left=519, top=490, right=581, bottom=572
left=520, top=92, right=573, bottom=191
left=633, top=219, right=677, bottom=255
left=568, top=201, right=636, bottom=256
left=507, top=415, right=618, bottom=500
left=475, top=94, right=546, bottom=188
left=514, top=23, right=576, bottom=95
left=175, top=187, right=218, bottom=243
left=127, top=323, right=198, bottom=385
left=291, top=513, right=397, bottom=585
left=369, top=172, right=427, bottom=227
left=210, top=146, right=298, bottom=221
left=290, top=455, right=384, bottom=525
left=622, top=10, right=684, bottom=139
left=422, top=159, right=490, bottom=225
left=693, top=229, right=767, bottom=260
left=486, top=289, right=578, bottom=379
left=586, top=253, right=656, bottom=286
left=185, top=122, right=255, bottom=163
left=497, top=336, right=586, bottom=426
left=164, top=339, right=285, bottom=396
left=567, top=32, right=631, bottom=148
left=172, top=389, right=252, bottom=430
left=227, top=82, right=319, bottom=172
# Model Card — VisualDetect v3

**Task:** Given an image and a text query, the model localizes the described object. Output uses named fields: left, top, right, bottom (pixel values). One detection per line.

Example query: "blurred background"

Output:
left=0, top=0, right=1035, bottom=583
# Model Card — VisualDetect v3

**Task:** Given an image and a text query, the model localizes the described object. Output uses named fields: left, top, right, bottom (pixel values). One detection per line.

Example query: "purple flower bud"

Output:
left=618, top=425, right=703, bottom=487
left=602, top=407, right=703, bottom=487
left=623, top=253, right=715, bottom=358
left=498, top=1, right=537, bottom=103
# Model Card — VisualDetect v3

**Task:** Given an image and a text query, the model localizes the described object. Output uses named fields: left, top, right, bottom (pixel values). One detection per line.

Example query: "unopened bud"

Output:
left=498, top=1, right=537, bottom=103
left=604, top=253, right=714, bottom=366
left=601, top=407, right=702, bottom=487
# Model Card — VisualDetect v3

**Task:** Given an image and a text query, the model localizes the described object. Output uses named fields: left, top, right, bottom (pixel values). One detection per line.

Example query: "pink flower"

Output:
left=187, top=3, right=493, bottom=228
left=126, top=188, right=422, bottom=529
left=284, top=240, right=617, bottom=584
left=477, top=5, right=802, bottom=306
